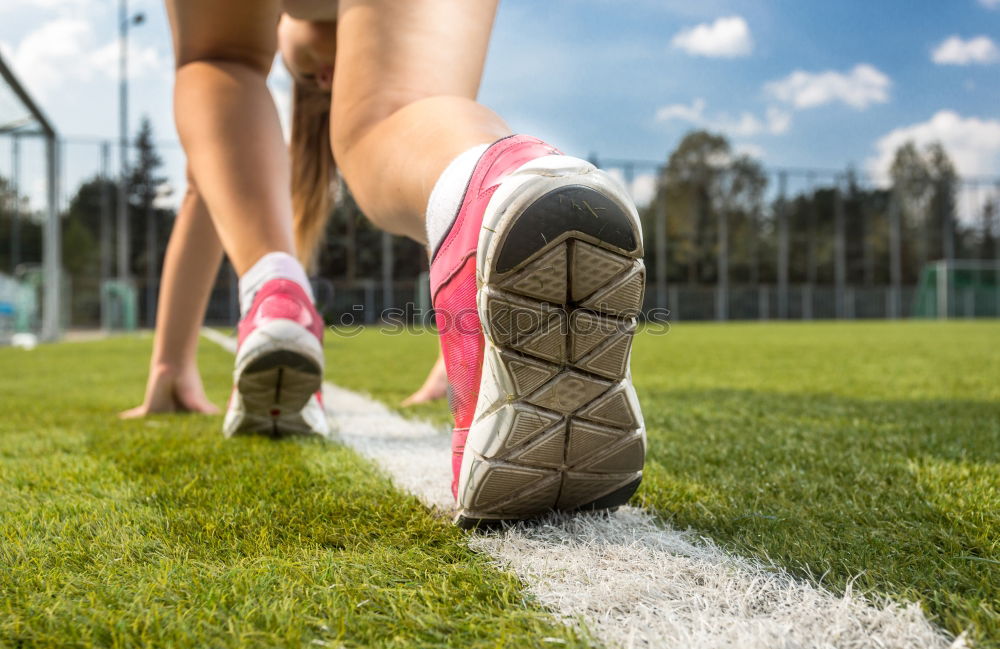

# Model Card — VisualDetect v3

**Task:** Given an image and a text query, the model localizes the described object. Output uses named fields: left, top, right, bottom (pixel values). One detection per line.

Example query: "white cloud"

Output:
left=89, top=40, right=167, bottom=79
left=8, top=17, right=167, bottom=100
left=734, top=142, right=766, bottom=159
left=766, top=64, right=891, bottom=110
left=606, top=169, right=658, bottom=208
left=655, top=98, right=706, bottom=123
left=979, top=0, right=1000, bottom=8
left=630, top=173, right=657, bottom=207
left=868, top=110, right=1000, bottom=181
left=10, top=18, right=93, bottom=91
left=931, top=35, right=1000, bottom=65
left=655, top=98, right=790, bottom=137
left=268, top=56, right=293, bottom=142
left=0, top=0, right=95, bottom=11
left=670, top=16, right=753, bottom=58
left=765, top=107, right=792, bottom=135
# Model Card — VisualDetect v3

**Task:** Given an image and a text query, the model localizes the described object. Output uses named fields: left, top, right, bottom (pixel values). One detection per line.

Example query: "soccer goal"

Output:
left=913, top=259, right=1000, bottom=319
left=0, top=51, right=61, bottom=342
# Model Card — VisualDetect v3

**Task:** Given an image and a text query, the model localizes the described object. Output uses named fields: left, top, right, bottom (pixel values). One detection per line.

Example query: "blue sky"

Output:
left=1, top=0, right=999, bottom=209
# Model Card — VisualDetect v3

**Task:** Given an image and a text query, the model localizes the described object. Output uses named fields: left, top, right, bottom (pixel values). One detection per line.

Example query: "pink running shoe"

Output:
left=223, top=278, right=330, bottom=438
left=430, top=136, right=646, bottom=527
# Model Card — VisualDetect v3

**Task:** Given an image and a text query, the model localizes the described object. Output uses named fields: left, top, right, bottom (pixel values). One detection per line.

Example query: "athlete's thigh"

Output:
left=165, top=0, right=281, bottom=73
left=334, top=0, right=500, bottom=105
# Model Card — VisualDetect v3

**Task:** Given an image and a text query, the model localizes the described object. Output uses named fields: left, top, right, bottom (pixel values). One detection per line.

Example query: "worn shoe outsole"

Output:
left=456, top=156, right=646, bottom=528
left=224, top=320, right=327, bottom=438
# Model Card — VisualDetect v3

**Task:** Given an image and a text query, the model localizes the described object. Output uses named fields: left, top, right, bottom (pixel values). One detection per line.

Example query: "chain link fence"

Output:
left=2, top=132, right=998, bottom=333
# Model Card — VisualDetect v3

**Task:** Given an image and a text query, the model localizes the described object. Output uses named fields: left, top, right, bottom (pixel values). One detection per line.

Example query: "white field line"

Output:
left=201, top=328, right=964, bottom=649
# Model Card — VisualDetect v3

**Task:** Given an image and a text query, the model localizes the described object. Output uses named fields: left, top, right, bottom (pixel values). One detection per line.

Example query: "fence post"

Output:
left=862, top=203, right=874, bottom=286
left=889, top=189, right=902, bottom=318
left=145, top=196, right=156, bottom=327
left=716, top=207, right=728, bottom=321
left=100, top=142, right=113, bottom=329
left=936, top=259, right=948, bottom=319
left=942, top=179, right=955, bottom=264
left=807, top=174, right=818, bottom=316
left=655, top=193, right=668, bottom=310
left=227, top=264, right=238, bottom=324
left=381, top=230, right=394, bottom=316
left=834, top=176, right=846, bottom=319
left=777, top=171, right=789, bottom=319
left=803, top=174, right=816, bottom=319
left=416, top=271, right=431, bottom=326
left=41, top=136, right=61, bottom=341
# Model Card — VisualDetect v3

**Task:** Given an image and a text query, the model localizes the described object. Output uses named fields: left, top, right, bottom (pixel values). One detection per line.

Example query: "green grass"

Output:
left=324, top=321, right=1000, bottom=647
left=3, top=321, right=998, bottom=647
left=0, top=337, right=587, bottom=648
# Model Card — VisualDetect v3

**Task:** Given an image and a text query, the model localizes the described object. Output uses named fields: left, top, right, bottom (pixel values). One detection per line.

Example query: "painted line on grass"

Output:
left=201, top=328, right=963, bottom=649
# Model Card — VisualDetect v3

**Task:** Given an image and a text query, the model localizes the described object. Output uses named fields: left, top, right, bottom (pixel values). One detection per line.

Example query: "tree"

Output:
left=129, top=117, right=170, bottom=282
left=0, top=176, right=41, bottom=274
left=58, top=117, right=174, bottom=326
left=648, top=130, right=767, bottom=285
left=890, top=140, right=957, bottom=272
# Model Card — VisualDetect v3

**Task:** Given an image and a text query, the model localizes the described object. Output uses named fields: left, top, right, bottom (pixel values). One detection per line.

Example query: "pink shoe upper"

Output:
left=430, top=135, right=560, bottom=499
left=237, top=278, right=323, bottom=350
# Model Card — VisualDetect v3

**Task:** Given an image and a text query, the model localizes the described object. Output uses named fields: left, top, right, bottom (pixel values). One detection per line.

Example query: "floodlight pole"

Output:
left=117, top=0, right=129, bottom=285
left=116, top=3, right=144, bottom=288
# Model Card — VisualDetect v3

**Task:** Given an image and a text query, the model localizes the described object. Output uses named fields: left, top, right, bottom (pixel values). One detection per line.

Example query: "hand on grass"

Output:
left=401, top=354, right=449, bottom=407
left=119, top=363, right=220, bottom=418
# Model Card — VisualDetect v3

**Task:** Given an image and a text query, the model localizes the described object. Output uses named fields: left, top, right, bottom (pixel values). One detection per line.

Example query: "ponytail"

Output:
left=290, top=79, right=335, bottom=272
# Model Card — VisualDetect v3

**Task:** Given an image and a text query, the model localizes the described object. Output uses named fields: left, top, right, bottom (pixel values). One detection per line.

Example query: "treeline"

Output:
left=640, top=130, right=998, bottom=287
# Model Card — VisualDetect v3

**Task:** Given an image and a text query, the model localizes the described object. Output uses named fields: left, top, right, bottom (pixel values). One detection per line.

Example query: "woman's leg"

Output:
left=165, top=0, right=329, bottom=438
left=121, top=173, right=223, bottom=418
left=165, top=0, right=294, bottom=273
left=332, top=1, right=646, bottom=523
left=331, top=0, right=511, bottom=242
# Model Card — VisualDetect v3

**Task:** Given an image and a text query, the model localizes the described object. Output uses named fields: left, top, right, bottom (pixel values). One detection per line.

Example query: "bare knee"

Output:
left=175, top=45, right=274, bottom=80
left=330, top=89, right=429, bottom=167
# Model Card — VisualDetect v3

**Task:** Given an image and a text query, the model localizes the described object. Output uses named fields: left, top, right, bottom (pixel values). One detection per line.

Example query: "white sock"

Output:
left=426, top=143, right=490, bottom=254
left=238, top=251, right=314, bottom=314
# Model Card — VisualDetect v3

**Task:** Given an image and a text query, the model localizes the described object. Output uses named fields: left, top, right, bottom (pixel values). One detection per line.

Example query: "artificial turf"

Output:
left=2, top=321, right=997, bottom=647
left=322, top=320, right=1000, bottom=647
left=0, top=337, right=587, bottom=648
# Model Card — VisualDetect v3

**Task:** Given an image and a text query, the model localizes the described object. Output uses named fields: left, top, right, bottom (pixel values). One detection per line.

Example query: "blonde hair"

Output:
left=290, top=79, right=335, bottom=272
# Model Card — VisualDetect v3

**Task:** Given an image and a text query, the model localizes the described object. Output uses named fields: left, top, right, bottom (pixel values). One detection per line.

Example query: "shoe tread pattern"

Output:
left=463, top=185, right=646, bottom=524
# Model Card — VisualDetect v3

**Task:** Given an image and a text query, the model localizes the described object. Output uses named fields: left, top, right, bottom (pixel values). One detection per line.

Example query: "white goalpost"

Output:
left=0, top=51, right=61, bottom=342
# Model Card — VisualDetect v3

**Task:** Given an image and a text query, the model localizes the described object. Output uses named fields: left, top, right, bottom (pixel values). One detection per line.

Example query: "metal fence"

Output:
left=2, top=131, right=999, bottom=332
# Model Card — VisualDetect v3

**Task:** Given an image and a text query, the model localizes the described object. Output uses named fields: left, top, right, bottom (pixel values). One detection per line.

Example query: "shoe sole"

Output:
left=456, top=156, right=646, bottom=527
left=225, top=320, right=325, bottom=438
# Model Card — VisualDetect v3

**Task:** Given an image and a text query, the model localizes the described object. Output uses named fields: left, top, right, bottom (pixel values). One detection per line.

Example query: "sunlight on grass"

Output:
left=325, top=320, right=1000, bottom=647
left=0, top=337, right=586, bottom=648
